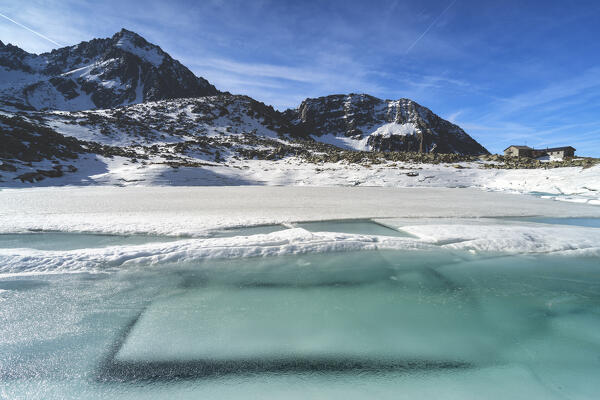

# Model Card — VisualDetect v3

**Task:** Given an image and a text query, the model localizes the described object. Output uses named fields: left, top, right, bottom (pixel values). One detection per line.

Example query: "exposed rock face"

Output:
left=0, top=114, right=84, bottom=162
left=283, top=94, right=489, bottom=155
left=0, top=29, right=218, bottom=111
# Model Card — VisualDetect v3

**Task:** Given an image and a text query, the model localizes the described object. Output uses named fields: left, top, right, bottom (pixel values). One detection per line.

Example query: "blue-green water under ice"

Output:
left=210, top=219, right=411, bottom=238
left=0, top=232, right=180, bottom=251
left=506, top=217, right=600, bottom=228
left=295, top=219, right=412, bottom=236
left=0, top=225, right=599, bottom=399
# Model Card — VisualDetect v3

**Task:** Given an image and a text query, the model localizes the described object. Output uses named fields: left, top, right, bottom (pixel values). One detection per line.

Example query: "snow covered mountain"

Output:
left=0, top=29, right=487, bottom=156
left=0, top=30, right=499, bottom=185
left=284, top=94, right=489, bottom=155
left=0, top=29, right=217, bottom=111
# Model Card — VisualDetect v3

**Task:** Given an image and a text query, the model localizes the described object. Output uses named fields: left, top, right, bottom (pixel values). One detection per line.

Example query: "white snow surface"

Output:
left=0, top=228, right=430, bottom=276
left=310, top=123, right=417, bottom=151
left=310, top=134, right=371, bottom=151
left=25, top=80, right=96, bottom=111
left=116, top=36, right=164, bottom=67
left=1, top=186, right=598, bottom=236
left=4, top=156, right=599, bottom=205
left=370, top=122, right=417, bottom=138
left=397, top=223, right=600, bottom=255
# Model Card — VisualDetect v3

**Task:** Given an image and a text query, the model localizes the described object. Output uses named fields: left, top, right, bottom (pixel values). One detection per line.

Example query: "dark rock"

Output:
left=0, top=114, right=84, bottom=162
left=0, top=161, right=17, bottom=172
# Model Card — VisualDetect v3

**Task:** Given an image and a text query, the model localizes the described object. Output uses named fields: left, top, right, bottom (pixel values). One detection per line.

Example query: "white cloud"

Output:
left=193, top=58, right=335, bottom=84
left=446, top=110, right=463, bottom=123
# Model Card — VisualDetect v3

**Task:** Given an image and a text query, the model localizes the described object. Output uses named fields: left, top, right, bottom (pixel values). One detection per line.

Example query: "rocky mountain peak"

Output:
left=0, top=40, right=35, bottom=73
left=285, top=93, right=489, bottom=155
left=0, top=29, right=218, bottom=111
left=110, top=29, right=164, bottom=66
left=114, top=28, right=145, bottom=40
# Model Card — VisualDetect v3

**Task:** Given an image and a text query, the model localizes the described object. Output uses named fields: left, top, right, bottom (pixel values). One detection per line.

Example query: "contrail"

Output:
left=0, top=11, right=62, bottom=47
left=406, top=0, right=457, bottom=53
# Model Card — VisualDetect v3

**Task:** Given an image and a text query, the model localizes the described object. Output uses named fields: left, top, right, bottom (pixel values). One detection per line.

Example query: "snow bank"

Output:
left=480, top=165, right=600, bottom=203
left=0, top=228, right=429, bottom=276
left=2, top=220, right=599, bottom=277
left=0, top=187, right=598, bottom=277
left=310, top=134, right=370, bottom=151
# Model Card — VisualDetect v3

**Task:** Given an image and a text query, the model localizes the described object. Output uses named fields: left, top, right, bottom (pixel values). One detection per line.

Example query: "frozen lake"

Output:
left=1, top=228, right=599, bottom=399
left=1, top=187, right=599, bottom=399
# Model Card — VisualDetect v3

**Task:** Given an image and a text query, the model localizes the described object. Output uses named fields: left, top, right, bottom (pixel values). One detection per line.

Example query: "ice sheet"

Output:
left=1, top=186, right=599, bottom=237
left=397, top=223, right=600, bottom=254
left=115, top=284, right=497, bottom=364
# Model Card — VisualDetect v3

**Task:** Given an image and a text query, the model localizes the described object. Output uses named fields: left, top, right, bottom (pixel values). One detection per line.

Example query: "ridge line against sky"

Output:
left=1, top=0, right=599, bottom=156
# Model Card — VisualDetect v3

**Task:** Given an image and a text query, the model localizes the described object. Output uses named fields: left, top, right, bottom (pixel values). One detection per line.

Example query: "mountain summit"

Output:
left=0, top=29, right=218, bottom=111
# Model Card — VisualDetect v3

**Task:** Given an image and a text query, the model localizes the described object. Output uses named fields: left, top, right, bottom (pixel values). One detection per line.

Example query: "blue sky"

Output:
left=1, top=0, right=600, bottom=156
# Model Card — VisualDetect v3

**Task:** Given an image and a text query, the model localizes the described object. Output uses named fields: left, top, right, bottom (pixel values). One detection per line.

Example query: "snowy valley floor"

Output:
left=2, top=156, right=600, bottom=205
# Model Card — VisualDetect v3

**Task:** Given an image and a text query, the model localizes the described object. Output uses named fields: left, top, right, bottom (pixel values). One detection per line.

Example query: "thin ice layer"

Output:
left=116, top=285, right=495, bottom=364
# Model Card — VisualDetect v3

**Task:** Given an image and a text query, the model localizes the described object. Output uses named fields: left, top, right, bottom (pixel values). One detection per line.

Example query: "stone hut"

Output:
left=543, top=146, right=576, bottom=158
left=504, top=145, right=533, bottom=157
left=504, top=145, right=575, bottom=158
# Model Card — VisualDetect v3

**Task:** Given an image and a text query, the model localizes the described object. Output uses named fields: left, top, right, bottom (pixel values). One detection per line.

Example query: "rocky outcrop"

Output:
left=0, top=114, right=84, bottom=162
left=283, top=94, right=489, bottom=155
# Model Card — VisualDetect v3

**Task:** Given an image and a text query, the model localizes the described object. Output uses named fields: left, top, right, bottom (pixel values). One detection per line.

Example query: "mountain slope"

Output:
left=284, top=94, right=489, bottom=155
left=0, top=29, right=217, bottom=111
left=36, top=94, right=291, bottom=147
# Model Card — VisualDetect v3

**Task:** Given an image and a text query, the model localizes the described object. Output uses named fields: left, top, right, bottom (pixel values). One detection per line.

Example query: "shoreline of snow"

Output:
left=2, top=158, right=599, bottom=205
